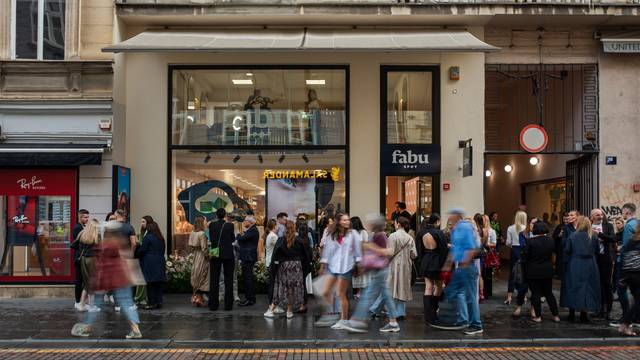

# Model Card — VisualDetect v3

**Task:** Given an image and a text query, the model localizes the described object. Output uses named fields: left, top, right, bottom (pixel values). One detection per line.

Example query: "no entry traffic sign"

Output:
left=519, top=124, right=548, bottom=153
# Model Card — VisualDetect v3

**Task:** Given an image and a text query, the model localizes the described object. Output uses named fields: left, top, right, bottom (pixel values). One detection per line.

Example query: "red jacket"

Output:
left=92, top=241, right=130, bottom=291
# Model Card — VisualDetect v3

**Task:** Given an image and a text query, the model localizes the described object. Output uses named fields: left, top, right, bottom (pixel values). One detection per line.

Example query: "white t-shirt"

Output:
left=265, top=232, right=278, bottom=267
left=488, top=228, right=497, bottom=246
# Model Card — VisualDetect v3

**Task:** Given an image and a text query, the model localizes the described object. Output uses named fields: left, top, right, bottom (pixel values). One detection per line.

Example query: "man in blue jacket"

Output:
left=237, top=216, right=260, bottom=306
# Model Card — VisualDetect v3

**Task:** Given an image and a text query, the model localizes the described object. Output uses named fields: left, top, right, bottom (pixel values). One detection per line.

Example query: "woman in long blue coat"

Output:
left=135, top=221, right=167, bottom=309
left=560, top=216, right=601, bottom=322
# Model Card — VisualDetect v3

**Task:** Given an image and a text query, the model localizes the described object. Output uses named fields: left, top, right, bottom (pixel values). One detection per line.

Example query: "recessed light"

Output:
left=232, top=79, right=253, bottom=85
left=529, top=156, right=540, bottom=166
left=504, top=164, right=513, bottom=173
left=485, top=170, right=492, bottom=177
left=306, top=79, right=325, bottom=85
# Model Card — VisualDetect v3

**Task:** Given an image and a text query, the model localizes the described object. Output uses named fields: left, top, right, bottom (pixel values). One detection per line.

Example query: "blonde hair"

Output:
left=576, top=216, right=593, bottom=238
left=514, top=211, right=528, bottom=234
left=79, top=219, right=100, bottom=245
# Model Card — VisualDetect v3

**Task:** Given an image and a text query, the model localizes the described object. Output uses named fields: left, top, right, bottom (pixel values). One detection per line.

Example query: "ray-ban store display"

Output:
left=169, top=66, right=348, bottom=254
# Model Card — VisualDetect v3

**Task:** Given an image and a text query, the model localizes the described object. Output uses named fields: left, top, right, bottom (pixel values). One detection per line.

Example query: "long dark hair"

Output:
left=145, top=221, right=165, bottom=245
left=421, top=213, right=440, bottom=230
left=297, top=222, right=310, bottom=245
left=327, top=212, right=350, bottom=239
left=141, top=215, right=154, bottom=235
left=350, top=216, right=364, bottom=232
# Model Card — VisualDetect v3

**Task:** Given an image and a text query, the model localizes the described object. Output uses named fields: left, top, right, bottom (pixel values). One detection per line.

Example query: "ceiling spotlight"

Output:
left=245, top=72, right=253, bottom=76
left=278, top=154, right=285, bottom=163
left=258, top=154, right=263, bottom=163
left=204, top=153, right=211, bottom=164
left=233, top=154, right=241, bottom=163
left=504, top=164, right=513, bottom=173
left=529, top=156, right=540, bottom=166
left=485, top=170, right=492, bottom=178
left=302, top=154, right=309, bottom=163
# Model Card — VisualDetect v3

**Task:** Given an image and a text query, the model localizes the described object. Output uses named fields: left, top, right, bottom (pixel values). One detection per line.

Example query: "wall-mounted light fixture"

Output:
left=485, top=170, right=492, bottom=178
left=504, top=164, right=513, bottom=173
left=278, top=154, right=286, bottom=163
left=529, top=156, right=540, bottom=166
left=233, top=155, right=241, bottom=163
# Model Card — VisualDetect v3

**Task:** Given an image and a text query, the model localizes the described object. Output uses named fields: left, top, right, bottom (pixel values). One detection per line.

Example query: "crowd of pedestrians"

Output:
left=68, top=201, right=640, bottom=339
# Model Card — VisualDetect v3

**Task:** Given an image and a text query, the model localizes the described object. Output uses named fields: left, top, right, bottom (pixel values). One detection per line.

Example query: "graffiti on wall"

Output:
left=601, top=182, right=640, bottom=222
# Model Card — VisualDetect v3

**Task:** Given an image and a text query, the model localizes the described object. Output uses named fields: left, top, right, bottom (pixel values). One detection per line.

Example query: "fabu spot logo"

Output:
left=392, top=150, right=429, bottom=169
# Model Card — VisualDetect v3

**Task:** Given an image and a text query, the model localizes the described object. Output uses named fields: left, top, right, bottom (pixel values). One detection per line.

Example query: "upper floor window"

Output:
left=12, top=0, right=66, bottom=60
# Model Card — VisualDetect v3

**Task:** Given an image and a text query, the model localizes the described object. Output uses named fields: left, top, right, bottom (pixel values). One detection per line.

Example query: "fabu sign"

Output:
left=382, top=144, right=441, bottom=174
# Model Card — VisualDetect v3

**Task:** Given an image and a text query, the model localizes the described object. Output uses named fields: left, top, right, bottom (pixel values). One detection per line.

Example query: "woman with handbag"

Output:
left=189, top=216, right=210, bottom=307
left=135, top=221, right=167, bottom=310
left=342, top=214, right=400, bottom=333
left=77, top=219, right=101, bottom=312
left=482, top=214, right=498, bottom=298
left=71, top=221, right=142, bottom=339
left=134, top=216, right=154, bottom=307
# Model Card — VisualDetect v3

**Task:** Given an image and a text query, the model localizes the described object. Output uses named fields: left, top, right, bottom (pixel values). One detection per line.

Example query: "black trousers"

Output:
left=267, top=265, right=278, bottom=304
left=516, top=282, right=529, bottom=306
left=241, top=261, right=256, bottom=302
left=622, top=272, right=640, bottom=325
left=597, top=258, right=614, bottom=313
left=482, top=268, right=493, bottom=297
left=74, top=262, right=83, bottom=303
left=147, top=282, right=164, bottom=306
left=528, top=278, right=559, bottom=317
left=210, top=258, right=235, bottom=310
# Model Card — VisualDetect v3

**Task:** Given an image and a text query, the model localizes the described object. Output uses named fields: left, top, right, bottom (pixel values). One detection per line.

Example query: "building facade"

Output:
left=0, top=0, right=114, bottom=296
left=1, top=0, right=639, bottom=293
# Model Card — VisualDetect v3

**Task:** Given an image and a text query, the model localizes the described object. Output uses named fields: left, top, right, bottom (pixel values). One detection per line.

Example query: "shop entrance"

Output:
left=384, top=176, right=433, bottom=232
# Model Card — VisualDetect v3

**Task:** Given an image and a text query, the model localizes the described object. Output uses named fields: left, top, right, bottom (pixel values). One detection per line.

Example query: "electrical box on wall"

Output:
left=449, top=66, right=460, bottom=81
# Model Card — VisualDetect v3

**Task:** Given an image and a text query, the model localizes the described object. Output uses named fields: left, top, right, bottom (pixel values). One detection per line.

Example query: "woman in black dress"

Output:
left=417, top=214, right=448, bottom=325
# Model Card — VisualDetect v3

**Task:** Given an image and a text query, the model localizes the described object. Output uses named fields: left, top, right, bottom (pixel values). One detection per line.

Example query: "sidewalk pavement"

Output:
left=0, top=277, right=638, bottom=347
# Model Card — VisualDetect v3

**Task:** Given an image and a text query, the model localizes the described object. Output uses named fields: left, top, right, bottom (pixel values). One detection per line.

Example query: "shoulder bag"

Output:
left=209, top=223, right=226, bottom=258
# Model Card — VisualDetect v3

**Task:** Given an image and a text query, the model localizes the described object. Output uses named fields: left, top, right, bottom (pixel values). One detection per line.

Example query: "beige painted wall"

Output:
left=116, top=47, right=486, bottom=236
left=598, top=54, right=640, bottom=219
left=80, top=0, right=114, bottom=60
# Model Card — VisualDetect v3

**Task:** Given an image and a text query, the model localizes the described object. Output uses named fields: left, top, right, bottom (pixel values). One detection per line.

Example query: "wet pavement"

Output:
left=0, top=276, right=638, bottom=346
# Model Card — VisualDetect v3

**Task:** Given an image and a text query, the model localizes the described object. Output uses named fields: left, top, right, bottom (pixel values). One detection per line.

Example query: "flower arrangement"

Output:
left=165, top=253, right=194, bottom=293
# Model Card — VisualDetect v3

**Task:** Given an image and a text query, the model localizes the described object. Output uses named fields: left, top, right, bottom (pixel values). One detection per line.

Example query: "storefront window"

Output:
left=0, top=169, right=76, bottom=282
left=386, top=71, right=435, bottom=144
left=171, top=150, right=346, bottom=254
left=171, top=68, right=346, bottom=146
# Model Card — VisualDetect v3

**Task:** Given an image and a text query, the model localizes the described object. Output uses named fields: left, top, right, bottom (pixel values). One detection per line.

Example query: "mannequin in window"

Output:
left=305, top=89, right=323, bottom=145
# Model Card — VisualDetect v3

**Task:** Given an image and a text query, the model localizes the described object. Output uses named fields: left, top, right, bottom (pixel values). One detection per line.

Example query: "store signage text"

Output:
left=263, top=167, right=340, bottom=182
left=603, top=41, right=640, bottom=53
left=381, top=144, right=441, bottom=174
left=16, top=176, right=45, bottom=190
left=12, top=215, right=29, bottom=224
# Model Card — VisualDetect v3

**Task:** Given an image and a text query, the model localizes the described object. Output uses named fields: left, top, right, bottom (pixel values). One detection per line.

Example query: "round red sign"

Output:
left=519, top=124, right=548, bottom=153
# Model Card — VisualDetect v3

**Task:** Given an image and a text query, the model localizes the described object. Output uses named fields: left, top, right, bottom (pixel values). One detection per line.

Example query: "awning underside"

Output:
left=103, top=29, right=499, bottom=53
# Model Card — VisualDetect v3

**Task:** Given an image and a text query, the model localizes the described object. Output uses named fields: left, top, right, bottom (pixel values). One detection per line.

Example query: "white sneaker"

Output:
left=331, top=319, right=349, bottom=330
left=87, top=305, right=101, bottom=313
left=115, top=306, right=121, bottom=312
left=109, top=295, right=115, bottom=304
left=130, top=304, right=138, bottom=311
left=273, top=307, right=285, bottom=314
left=264, top=309, right=275, bottom=318
left=286, top=311, right=294, bottom=319
left=74, top=303, right=87, bottom=312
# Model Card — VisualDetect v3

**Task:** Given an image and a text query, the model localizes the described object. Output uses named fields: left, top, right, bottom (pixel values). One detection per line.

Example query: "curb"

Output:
left=1, top=337, right=640, bottom=349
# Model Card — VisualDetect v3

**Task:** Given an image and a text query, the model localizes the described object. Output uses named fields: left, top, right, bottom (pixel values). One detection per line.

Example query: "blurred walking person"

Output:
left=351, top=216, right=370, bottom=300
left=315, top=212, right=362, bottom=329
left=342, top=214, right=400, bottom=333
left=77, top=218, right=101, bottom=312
left=189, top=216, right=210, bottom=307
left=383, top=217, right=417, bottom=319
left=71, top=221, right=142, bottom=339
left=135, top=221, right=167, bottom=310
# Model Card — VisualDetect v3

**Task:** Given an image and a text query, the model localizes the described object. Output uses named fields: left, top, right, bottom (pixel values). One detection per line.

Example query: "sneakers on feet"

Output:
left=114, top=306, right=121, bottom=312
left=87, top=305, right=101, bottom=313
left=286, top=311, right=294, bottom=319
left=330, top=319, right=350, bottom=330
left=379, top=323, right=400, bottom=333
left=315, top=314, right=340, bottom=327
left=429, top=320, right=467, bottom=331
left=264, top=309, right=275, bottom=318
left=125, top=330, right=142, bottom=339
left=273, top=306, right=285, bottom=314
left=342, top=320, right=368, bottom=333
left=463, top=326, right=483, bottom=335
left=610, top=319, right=622, bottom=327
left=74, top=303, right=87, bottom=312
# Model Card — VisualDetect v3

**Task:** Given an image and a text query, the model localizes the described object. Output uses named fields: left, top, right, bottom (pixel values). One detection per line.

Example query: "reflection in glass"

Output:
left=43, top=0, right=66, bottom=60
left=171, top=150, right=346, bottom=254
left=0, top=195, right=71, bottom=277
left=387, top=72, right=433, bottom=144
left=15, top=0, right=39, bottom=59
left=171, top=69, right=346, bottom=146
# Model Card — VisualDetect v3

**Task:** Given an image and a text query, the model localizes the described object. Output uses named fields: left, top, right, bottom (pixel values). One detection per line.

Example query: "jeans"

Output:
left=241, top=261, right=256, bottom=302
left=88, top=287, right=140, bottom=325
left=353, top=268, right=397, bottom=320
left=447, top=265, right=482, bottom=328
left=507, top=246, right=521, bottom=293
left=615, top=259, right=630, bottom=316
